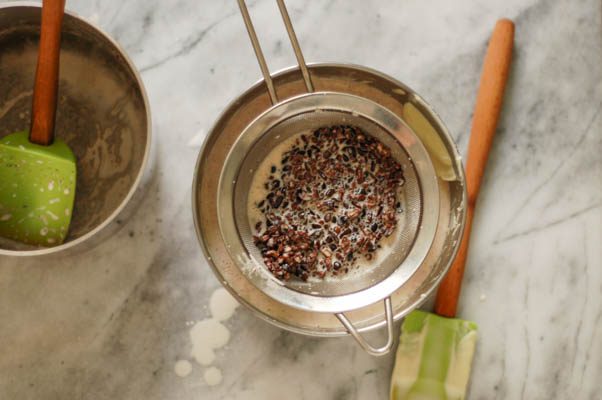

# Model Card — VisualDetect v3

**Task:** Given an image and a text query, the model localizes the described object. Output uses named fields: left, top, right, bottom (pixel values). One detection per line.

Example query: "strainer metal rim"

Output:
left=217, top=91, right=440, bottom=314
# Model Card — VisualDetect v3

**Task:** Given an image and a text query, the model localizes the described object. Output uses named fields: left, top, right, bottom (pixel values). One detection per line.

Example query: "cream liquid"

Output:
left=246, top=132, right=405, bottom=280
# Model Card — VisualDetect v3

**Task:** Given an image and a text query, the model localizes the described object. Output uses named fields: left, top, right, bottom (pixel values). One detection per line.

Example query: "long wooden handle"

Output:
left=29, top=0, right=66, bottom=146
left=434, top=19, right=515, bottom=318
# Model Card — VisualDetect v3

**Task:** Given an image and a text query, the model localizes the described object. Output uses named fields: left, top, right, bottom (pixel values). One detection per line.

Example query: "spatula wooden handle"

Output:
left=434, top=19, right=515, bottom=318
left=30, top=0, right=66, bottom=146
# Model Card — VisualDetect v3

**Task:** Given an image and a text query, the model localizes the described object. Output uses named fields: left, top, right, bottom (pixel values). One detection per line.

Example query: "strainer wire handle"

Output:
left=237, top=0, right=314, bottom=106
left=335, top=297, right=394, bottom=357
left=237, top=0, right=278, bottom=103
left=275, top=0, right=314, bottom=93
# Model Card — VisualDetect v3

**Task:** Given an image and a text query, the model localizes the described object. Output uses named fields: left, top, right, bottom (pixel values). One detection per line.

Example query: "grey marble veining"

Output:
left=1, top=0, right=601, bottom=399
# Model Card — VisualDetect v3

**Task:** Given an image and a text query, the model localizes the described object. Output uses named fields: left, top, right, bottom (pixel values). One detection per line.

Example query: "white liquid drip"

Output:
left=174, top=360, right=192, bottom=377
left=203, top=367, right=223, bottom=386
left=176, top=288, right=240, bottom=385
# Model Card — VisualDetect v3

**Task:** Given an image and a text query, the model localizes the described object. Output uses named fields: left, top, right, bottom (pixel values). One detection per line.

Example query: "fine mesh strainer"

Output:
left=212, top=0, right=441, bottom=355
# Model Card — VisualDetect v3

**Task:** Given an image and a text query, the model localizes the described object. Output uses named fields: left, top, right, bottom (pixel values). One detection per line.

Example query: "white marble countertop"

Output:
left=1, top=0, right=601, bottom=399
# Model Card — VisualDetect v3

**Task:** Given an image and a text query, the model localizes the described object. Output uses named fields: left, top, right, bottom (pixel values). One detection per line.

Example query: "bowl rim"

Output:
left=0, top=2, right=152, bottom=257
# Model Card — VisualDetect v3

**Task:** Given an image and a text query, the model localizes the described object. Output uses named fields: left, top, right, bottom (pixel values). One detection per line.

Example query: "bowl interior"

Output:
left=0, top=6, right=149, bottom=252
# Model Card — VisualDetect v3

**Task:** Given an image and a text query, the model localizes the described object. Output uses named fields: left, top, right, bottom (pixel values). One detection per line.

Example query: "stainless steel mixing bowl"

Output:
left=0, top=3, right=151, bottom=256
left=192, top=63, right=466, bottom=344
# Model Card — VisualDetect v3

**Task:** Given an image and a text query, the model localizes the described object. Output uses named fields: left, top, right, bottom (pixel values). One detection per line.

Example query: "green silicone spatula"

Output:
left=390, top=19, right=515, bottom=400
left=0, top=0, right=76, bottom=247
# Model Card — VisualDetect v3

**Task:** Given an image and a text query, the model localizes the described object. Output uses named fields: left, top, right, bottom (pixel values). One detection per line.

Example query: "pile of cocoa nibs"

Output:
left=253, top=125, right=405, bottom=281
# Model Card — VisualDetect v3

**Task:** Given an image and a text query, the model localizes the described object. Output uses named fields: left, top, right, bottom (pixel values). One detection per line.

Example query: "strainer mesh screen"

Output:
left=233, top=110, right=423, bottom=297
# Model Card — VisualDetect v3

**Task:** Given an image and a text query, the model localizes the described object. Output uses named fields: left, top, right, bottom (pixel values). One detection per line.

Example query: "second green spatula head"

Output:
left=390, top=311, right=478, bottom=400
